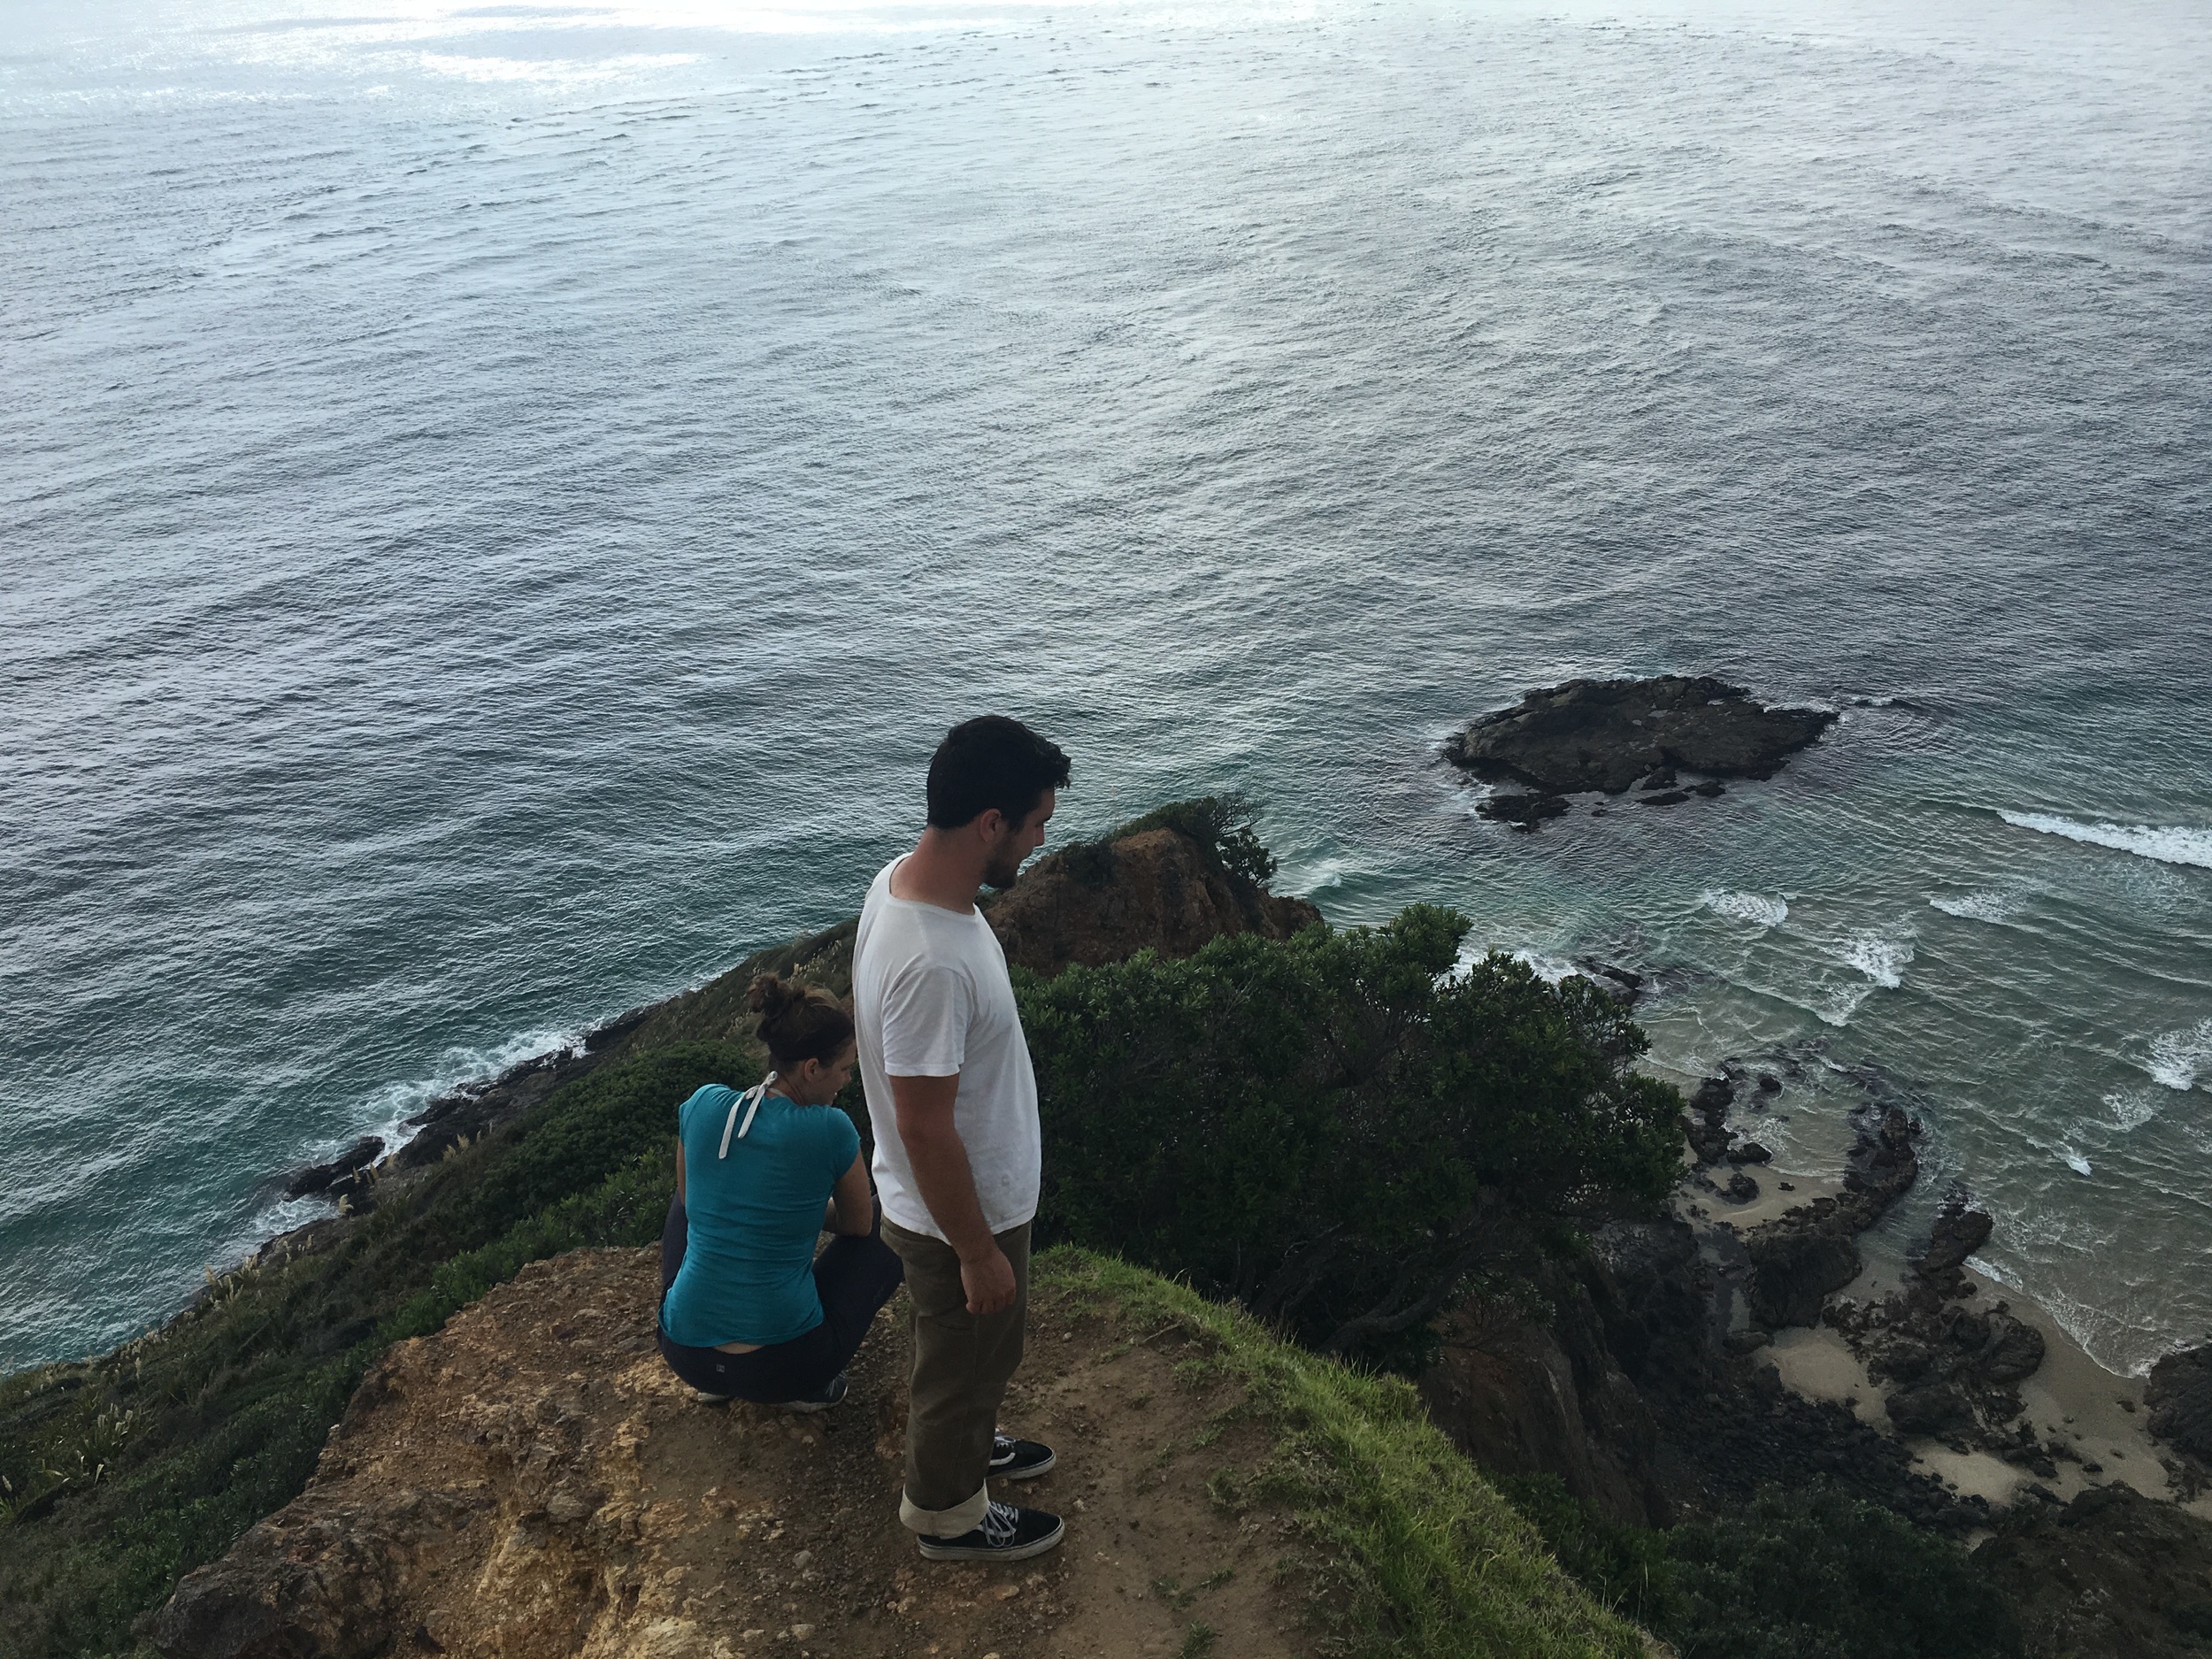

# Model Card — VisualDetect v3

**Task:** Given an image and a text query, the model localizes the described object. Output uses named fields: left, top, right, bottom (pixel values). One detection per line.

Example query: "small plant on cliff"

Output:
left=1018, top=904, right=1681, bottom=1362
left=1108, top=793, right=1279, bottom=884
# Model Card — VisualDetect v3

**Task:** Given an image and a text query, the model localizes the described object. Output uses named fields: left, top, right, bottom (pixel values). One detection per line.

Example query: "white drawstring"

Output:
left=718, top=1072, right=777, bottom=1158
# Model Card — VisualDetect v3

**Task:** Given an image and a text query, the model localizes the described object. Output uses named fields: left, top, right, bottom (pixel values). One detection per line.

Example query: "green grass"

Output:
left=1039, top=1248, right=1648, bottom=1659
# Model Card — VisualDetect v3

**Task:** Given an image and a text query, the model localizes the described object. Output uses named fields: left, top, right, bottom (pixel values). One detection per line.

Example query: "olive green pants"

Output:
left=882, top=1217, right=1031, bottom=1537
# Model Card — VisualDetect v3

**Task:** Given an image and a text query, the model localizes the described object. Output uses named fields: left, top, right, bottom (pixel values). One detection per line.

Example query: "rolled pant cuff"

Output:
left=900, top=1482, right=989, bottom=1538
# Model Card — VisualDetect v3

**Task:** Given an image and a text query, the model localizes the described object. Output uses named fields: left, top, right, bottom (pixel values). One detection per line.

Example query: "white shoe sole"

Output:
left=991, top=1448, right=1056, bottom=1479
left=916, top=1517, right=1065, bottom=1563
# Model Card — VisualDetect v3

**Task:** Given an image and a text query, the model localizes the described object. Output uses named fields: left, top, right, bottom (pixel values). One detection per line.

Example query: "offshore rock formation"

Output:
left=1742, top=1102, right=1922, bottom=1331
left=982, top=827, right=1321, bottom=979
left=1443, top=675, right=1835, bottom=827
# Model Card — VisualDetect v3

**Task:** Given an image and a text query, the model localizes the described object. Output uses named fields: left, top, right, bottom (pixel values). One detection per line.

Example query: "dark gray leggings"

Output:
left=656, top=1194, right=903, bottom=1402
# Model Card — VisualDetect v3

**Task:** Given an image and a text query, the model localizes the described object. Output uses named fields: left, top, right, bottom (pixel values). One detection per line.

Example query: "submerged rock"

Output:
left=1442, top=675, right=1837, bottom=795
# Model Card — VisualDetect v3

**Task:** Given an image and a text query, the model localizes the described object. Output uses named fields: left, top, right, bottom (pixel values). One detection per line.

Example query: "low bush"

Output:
left=1019, top=904, right=1681, bottom=1360
left=1498, top=1475, right=2024, bottom=1659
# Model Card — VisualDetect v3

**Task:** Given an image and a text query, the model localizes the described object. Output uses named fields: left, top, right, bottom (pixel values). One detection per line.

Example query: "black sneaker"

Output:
left=917, top=1500, right=1064, bottom=1563
left=779, top=1371, right=848, bottom=1413
left=990, top=1432, right=1056, bottom=1479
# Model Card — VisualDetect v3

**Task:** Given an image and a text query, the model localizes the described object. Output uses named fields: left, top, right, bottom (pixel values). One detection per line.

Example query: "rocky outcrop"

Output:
left=147, top=1248, right=1350, bottom=1659
left=1824, top=1188, right=2050, bottom=1454
left=983, top=827, right=1321, bottom=979
left=1972, top=1483, right=2212, bottom=1658
left=282, top=1136, right=386, bottom=1201
left=1444, top=675, right=1836, bottom=796
left=1742, top=1103, right=1920, bottom=1329
left=2147, top=1344, right=2212, bottom=1474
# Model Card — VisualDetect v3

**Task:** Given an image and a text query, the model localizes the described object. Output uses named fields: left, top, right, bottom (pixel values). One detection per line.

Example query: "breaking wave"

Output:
left=2146, top=1018, right=2212, bottom=1092
left=1840, top=930, right=1914, bottom=988
left=1929, top=888, right=2024, bottom=923
left=1999, top=810, right=2212, bottom=869
left=1701, top=889, right=1788, bottom=927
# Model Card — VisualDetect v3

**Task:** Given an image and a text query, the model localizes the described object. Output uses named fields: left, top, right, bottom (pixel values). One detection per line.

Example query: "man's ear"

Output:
left=972, top=807, right=1008, bottom=841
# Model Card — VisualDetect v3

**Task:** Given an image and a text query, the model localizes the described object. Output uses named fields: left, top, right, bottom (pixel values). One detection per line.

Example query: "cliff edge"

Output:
left=155, top=1248, right=1646, bottom=1659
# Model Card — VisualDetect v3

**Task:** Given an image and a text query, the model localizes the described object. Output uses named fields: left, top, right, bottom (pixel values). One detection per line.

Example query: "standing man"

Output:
left=853, top=716, right=1071, bottom=1563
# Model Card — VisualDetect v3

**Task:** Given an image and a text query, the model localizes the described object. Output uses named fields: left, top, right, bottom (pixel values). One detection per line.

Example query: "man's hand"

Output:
left=960, top=1243, right=1018, bottom=1316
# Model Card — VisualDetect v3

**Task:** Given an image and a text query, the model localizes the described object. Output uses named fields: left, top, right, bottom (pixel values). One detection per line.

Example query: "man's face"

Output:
left=980, top=788, right=1057, bottom=890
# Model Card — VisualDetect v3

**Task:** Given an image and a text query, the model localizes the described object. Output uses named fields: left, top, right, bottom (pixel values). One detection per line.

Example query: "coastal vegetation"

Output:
left=1022, top=903, right=1681, bottom=1363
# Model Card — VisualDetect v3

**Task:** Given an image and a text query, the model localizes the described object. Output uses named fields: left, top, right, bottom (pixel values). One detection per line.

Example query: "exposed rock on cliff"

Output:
left=1444, top=676, right=1836, bottom=797
left=2147, top=1345, right=2212, bottom=1493
left=984, top=827, right=1320, bottom=979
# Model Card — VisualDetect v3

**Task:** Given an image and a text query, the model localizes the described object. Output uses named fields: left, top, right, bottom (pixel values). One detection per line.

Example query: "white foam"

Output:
left=1813, top=982, right=1875, bottom=1027
left=1928, top=888, right=2024, bottom=923
left=1840, top=930, right=1914, bottom=988
left=2104, top=1088, right=2164, bottom=1132
left=1510, top=948, right=1579, bottom=986
left=2059, top=1145, right=2093, bottom=1176
left=2000, top=810, right=2212, bottom=870
left=1701, top=888, right=1787, bottom=927
left=2146, top=1018, right=2212, bottom=1092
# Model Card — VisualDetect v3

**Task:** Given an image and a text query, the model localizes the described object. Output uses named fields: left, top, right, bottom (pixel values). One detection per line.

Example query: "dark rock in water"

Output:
left=1723, top=1171, right=1760, bottom=1203
left=1477, top=792, right=1571, bottom=830
left=2147, top=1344, right=2212, bottom=1462
left=283, top=1136, right=385, bottom=1201
left=1640, top=766, right=1678, bottom=789
left=1755, top=1071, right=1782, bottom=1094
left=1886, top=1383, right=1976, bottom=1437
left=1574, top=960, right=1644, bottom=1002
left=1973, top=1482, right=2212, bottom=1659
left=1638, top=789, right=1693, bottom=806
left=1691, top=780, right=1727, bottom=798
left=1744, top=1106, right=1920, bottom=1329
left=1912, top=1191, right=1994, bottom=1279
left=1442, top=675, right=1838, bottom=795
left=1683, top=1074, right=1737, bottom=1165
left=1727, top=1141, right=1772, bottom=1165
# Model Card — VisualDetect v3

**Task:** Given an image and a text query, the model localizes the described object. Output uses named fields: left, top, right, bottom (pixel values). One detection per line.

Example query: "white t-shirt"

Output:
left=853, top=857, right=1041, bottom=1241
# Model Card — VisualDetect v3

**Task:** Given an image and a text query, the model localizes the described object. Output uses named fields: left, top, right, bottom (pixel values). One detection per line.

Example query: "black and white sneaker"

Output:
left=917, top=1500, right=1064, bottom=1563
left=990, top=1433, right=1056, bottom=1479
left=778, top=1371, right=848, bottom=1413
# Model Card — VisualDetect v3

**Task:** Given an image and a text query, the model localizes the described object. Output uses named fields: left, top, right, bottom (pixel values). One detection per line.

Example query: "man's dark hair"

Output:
left=926, top=716, right=1071, bottom=830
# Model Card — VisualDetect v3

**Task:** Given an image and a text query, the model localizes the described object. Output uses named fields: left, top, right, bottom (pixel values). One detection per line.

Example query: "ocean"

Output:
left=3, top=0, right=2207, bottom=1379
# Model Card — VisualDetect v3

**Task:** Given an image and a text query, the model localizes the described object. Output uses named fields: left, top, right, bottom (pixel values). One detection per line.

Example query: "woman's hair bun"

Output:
left=748, top=973, right=799, bottom=1019
left=745, top=973, right=856, bottom=1071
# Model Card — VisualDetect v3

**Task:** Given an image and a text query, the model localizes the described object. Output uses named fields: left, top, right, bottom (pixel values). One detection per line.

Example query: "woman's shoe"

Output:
left=779, top=1371, right=849, bottom=1413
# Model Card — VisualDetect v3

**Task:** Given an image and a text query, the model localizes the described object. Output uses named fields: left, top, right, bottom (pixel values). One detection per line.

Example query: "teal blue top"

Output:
left=660, top=1082, right=861, bottom=1349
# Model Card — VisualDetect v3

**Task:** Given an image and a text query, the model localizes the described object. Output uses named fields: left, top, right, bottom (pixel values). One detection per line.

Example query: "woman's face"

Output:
left=798, top=1042, right=857, bottom=1104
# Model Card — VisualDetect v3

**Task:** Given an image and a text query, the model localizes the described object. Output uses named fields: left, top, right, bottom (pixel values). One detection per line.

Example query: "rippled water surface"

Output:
left=4, top=0, right=2208, bottom=1375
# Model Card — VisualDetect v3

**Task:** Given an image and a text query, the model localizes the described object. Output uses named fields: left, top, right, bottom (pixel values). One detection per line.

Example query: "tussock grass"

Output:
left=1041, top=1248, right=1648, bottom=1659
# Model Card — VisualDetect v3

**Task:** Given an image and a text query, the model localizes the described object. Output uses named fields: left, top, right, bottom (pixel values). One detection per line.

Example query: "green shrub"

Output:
left=1105, top=794, right=1279, bottom=884
left=1498, top=1477, right=2023, bottom=1659
left=1018, top=905, right=1681, bottom=1358
left=1664, top=1484, right=2021, bottom=1659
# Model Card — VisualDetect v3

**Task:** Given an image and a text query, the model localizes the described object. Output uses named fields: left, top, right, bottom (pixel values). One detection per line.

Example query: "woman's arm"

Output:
left=675, top=1141, right=686, bottom=1209
left=829, top=1151, right=873, bottom=1236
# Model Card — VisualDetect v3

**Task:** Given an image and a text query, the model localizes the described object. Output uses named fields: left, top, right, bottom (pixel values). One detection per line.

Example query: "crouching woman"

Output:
left=658, top=975, right=903, bottom=1409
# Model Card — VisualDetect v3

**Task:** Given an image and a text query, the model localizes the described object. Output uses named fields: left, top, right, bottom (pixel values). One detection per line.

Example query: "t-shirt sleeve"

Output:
left=823, top=1109, right=862, bottom=1186
left=878, top=959, right=972, bottom=1077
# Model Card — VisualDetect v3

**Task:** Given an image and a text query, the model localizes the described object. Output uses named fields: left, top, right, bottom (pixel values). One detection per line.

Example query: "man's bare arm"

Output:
left=889, top=1072, right=1017, bottom=1315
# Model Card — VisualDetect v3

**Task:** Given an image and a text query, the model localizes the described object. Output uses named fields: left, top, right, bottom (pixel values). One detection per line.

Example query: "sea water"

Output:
left=3, top=0, right=2208, bottom=1377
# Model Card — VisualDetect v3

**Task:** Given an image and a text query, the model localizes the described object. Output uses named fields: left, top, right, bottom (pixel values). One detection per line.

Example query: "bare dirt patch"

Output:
left=156, top=1248, right=1306, bottom=1659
